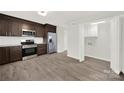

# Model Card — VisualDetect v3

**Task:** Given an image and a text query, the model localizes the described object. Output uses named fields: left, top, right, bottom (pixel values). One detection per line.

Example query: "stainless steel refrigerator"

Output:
left=47, top=32, right=57, bottom=53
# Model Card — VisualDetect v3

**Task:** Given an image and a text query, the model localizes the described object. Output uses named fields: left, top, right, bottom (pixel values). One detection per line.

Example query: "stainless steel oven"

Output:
left=22, top=45, right=37, bottom=55
left=21, top=40, right=37, bottom=60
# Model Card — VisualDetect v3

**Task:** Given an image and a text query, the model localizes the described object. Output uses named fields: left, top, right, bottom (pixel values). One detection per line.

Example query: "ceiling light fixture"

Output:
left=92, top=21, right=105, bottom=25
left=38, top=11, right=48, bottom=17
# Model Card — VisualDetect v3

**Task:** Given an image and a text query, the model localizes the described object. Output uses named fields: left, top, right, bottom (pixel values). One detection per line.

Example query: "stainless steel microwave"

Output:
left=22, top=29, right=36, bottom=37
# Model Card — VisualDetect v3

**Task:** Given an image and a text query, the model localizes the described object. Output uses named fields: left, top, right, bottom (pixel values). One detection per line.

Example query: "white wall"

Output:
left=57, top=21, right=111, bottom=62
left=85, top=22, right=111, bottom=61
left=64, top=29, right=67, bottom=51
left=56, top=24, right=84, bottom=62
left=56, top=15, right=124, bottom=74
left=67, top=24, right=84, bottom=62
left=57, top=26, right=66, bottom=53
left=79, top=24, right=85, bottom=62
left=110, top=16, right=122, bottom=74
left=0, top=36, right=43, bottom=46
left=67, top=24, right=79, bottom=60
left=121, top=16, right=124, bottom=73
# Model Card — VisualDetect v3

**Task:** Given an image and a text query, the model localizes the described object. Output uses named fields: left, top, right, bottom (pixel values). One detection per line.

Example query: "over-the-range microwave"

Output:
left=22, top=29, right=36, bottom=37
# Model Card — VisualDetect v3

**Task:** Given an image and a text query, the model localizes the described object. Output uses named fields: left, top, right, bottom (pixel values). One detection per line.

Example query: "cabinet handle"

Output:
left=6, top=32, right=7, bottom=36
left=10, top=32, right=11, bottom=36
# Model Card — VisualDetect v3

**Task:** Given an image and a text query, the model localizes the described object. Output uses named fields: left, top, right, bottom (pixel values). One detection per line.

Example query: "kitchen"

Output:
left=0, top=0, right=124, bottom=92
left=0, top=11, right=124, bottom=81
left=0, top=13, right=57, bottom=65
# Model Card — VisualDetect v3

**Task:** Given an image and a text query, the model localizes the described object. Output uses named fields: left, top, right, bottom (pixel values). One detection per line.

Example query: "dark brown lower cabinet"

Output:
left=10, top=46, right=22, bottom=62
left=37, top=44, right=47, bottom=56
left=0, top=46, right=22, bottom=65
left=0, top=47, right=10, bottom=64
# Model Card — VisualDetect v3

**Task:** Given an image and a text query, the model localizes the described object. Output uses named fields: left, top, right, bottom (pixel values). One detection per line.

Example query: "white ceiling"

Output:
left=0, top=11, right=124, bottom=26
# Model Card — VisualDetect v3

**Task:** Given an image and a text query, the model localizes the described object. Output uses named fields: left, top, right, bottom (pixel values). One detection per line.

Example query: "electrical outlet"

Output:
left=88, top=42, right=92, bottom=45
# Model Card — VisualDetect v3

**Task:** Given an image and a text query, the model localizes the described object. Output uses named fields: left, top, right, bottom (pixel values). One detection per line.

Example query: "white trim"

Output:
left=85, top=55, right=110, bottom=62
left=110, top=16, right=122, bottom=74
left=122, top=68, right=124, bottom=73
left=57, top=50, right=65, bottom=53
left=111, top=68, right=121, bottom=75
left=67, top=54, right=81, bottom=62
left=78, top=24, right=85, bottom=62
left=79, top=59, right=84, bottom=62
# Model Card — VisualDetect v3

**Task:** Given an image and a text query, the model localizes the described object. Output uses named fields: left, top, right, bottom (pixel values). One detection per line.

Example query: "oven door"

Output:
left=22, top=47, right=37, bottom=57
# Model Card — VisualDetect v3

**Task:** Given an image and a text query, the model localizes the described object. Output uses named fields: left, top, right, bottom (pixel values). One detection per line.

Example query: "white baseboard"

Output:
left=57, top=50, right=67, bottom=53
left=85, top=55, right=111, bottom=62
left=122, top=68, right=124, bottom=73
left=67, top=54, right=110, bottom=63
left=114, top=70, right=120, bottom=75
left=57, top=51, right=64, bottom=53
left=111, top=68, right=121, bottom=74
left=79, top=58, right=85, bottom=62
left=67, top=54, right=80, bottom=61
left=67, top=54, right=85, bottom=62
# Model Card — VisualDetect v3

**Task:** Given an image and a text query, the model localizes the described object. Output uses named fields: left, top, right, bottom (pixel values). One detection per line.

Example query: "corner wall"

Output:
left=67, top=24, right=84, bottom=62
left=110, top=16, right=122, bottom=74
left=121, top=16, right=124, bottom=73
left=85, top=22, right=111, bottom=61
left=57, top=26, right=67, bottom=53
left=66, top=24, right=80, bottom=60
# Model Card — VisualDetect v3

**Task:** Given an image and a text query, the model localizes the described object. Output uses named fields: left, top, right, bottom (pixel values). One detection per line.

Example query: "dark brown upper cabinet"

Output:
left=0, top=19, right=21, bottom=36
left=21, top=21, right=35, bottom=31
left=44, top=24, right=56, bottom=33
left=9, top=21, right=22, bottom=36
left=0, top=19, right=10, bottom=36
left=0, top=14, right=56, bottom=37
left=35, top=24, right=44, bottom=37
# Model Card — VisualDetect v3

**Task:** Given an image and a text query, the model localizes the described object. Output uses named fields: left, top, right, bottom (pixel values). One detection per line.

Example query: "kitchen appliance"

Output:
left=21, top=39, right=37, bottom=60
left=22, top=29, right=36, bottom=37
left=47, top=32, right=57, bottom=53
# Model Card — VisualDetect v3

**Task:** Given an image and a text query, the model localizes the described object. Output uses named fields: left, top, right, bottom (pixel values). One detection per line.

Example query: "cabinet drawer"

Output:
left=37, top=44, right=47, bottom=55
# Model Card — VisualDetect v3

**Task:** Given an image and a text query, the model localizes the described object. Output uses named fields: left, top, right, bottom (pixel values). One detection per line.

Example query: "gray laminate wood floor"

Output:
left=0, top=52, right=124, bottom=81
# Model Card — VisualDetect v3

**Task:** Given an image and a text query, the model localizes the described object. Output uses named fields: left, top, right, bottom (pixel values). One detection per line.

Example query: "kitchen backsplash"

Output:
left=0, top=36, right=43, bottom=45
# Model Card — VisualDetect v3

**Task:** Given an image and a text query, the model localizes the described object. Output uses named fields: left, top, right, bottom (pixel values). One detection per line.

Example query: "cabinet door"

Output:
left=9, top=46, right=22, bottom=62
left=21, top=22, right=35, bottom=30
left=84, top=24, right=98, bottom=37
left=0, top=19, right=9, bottom=36
left=36, top=24, right=44, bottom=37
left=9, top=21, right=22, bottom=36
left=37, top=44, right=47, bottom=55
left=45, top=24, right=56, bottom=33
left=0, top=47, right=10, bottom=65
